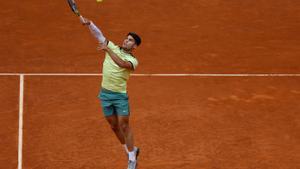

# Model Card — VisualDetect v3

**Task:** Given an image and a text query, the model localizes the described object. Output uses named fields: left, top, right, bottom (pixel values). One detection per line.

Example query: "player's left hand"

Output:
left=97, top=43, right=109, bottom=52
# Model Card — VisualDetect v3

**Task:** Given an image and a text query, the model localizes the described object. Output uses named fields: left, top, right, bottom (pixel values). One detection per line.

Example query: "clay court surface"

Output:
left=0, top=0, right=300, bottom=169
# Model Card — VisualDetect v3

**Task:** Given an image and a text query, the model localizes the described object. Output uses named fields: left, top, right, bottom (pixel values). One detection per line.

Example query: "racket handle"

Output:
left=79, top=16, right=91, bottom=25
left=79, top=15, right=85, bottom=24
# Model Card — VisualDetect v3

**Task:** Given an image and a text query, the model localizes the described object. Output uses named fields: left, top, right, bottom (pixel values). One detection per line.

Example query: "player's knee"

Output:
left=119, top=122, right=129, bottom=132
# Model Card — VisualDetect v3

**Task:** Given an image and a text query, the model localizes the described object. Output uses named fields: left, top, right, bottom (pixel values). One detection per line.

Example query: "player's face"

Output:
left=122, top=35, right=137, bottom=50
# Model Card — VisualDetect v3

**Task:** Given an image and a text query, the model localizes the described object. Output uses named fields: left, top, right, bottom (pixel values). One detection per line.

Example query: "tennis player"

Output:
left=79, top=16, right=141, bottom=169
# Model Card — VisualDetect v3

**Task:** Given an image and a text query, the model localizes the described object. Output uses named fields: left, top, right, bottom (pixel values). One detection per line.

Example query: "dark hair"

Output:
left=128, top=32, right=141, bottom=46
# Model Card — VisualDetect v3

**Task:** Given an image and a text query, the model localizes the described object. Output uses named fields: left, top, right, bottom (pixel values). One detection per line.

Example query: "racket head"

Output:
left=67, top=0, right=80, bottom=16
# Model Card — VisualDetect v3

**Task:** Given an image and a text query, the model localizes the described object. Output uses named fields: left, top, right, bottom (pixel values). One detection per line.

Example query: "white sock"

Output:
left=128, top=151, right=136, bottom=161
left=123, top=144, right=129, bottom=153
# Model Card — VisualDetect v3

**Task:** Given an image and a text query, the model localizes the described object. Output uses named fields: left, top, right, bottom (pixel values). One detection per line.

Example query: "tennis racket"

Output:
left=67, top=0, right=80, bottom=16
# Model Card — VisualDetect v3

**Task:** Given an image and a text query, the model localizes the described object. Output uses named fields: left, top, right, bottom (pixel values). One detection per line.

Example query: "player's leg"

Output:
left=101, top=103, right=129, bottom=153
left=118, top=115, right=139, bottom=169
left=118, top=116, right=134, bottom=151
left=105, top=113, right=125, bottom=145
left=99, top=89, right=126, bottom=145
left=114, top=94, right=139, bottom=169
left=113, top=96, right=135, bottom=152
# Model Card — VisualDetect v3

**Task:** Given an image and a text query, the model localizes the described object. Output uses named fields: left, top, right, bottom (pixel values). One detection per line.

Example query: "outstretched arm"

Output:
left=79, top=16, right=107, bottom=44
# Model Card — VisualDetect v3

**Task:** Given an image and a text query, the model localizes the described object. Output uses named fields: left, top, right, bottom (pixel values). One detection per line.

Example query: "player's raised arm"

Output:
left=79, top=16, right=107, bottom=44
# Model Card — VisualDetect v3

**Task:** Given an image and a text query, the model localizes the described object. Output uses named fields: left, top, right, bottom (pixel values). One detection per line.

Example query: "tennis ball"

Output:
left=96, top=0, right=103, bottom=2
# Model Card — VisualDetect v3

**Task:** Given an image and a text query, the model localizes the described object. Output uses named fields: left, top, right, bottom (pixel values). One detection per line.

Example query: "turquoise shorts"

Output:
left=98, top=88, right=130, bottom=117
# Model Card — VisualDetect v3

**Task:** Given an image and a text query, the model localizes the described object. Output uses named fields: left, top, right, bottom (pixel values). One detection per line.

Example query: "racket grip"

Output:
left=79, top=15, right=85, bottom=24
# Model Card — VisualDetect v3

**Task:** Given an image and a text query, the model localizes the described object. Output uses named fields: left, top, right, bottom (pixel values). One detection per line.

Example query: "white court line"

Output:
left=18, top=75, right=24, bottom=169
left=0, top=73, right=300, bottom=76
